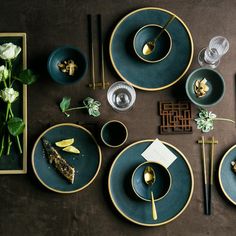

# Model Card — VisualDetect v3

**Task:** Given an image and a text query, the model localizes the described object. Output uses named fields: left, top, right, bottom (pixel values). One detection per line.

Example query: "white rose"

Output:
left=0, top=65, right=8, bottom=81
left=0, top=87, right=19, bottom=103
left=0, top=43, right=21, bottom=60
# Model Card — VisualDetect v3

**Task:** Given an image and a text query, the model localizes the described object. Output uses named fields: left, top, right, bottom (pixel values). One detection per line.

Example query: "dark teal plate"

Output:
left=32, top=123, right=102, bottom=193
left=219, top=145, right=236, bottom=205
left=109, top=7, right=194, bottom=91
left=108, top=140, right=194, bottom=226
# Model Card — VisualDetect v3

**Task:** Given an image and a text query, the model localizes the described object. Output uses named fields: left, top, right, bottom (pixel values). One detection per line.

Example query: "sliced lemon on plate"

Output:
left=63, top=145, right=80, bottom=154
left=55, top=138, right=74, bottom=147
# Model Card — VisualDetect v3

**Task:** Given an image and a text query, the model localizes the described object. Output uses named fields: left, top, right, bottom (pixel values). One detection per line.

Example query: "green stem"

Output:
left=16, top=136, right=22, bottom=154
left=6, top=104, right=12, bottom=155
left=213, top=118, right=235, bottom=123
left=5, top=103, right=10, bottom=121
left=6, top=134, right=12, bottom=155
left=9, top=106, right=14, bottom=117
left=3, top=79, right=7, bottom=88
left=8, top=60, right=12, bottom=87
left=0, top=135, right=5, bottom=157
left=9, top=106, right=23, bottom=154
left=0, top=103, right=11, bottom=157
left=66, top=106, right=87, bottom=112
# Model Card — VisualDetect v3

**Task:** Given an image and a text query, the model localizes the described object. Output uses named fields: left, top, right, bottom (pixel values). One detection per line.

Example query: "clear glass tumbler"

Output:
left=107, top=81, right=136, bottom=112
left=198, top=36, right=229, bottom=68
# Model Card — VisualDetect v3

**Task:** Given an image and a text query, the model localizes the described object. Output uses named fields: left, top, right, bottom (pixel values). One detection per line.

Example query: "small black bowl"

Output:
left=47, top=46, right=87, bottom=85
left=100, top=120, right=128, bottom=148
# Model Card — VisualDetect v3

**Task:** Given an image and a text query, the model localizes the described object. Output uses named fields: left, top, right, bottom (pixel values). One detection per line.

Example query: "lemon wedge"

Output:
left=55, top=138, right=74, bottom=147
left=63, top=145, right=80, bottom=154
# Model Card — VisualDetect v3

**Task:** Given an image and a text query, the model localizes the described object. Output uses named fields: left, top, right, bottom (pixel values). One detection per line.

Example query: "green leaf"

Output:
left=60, top=97, right=71, bottom=112
left=90, top=109, right=100, bottom=117
left=83, top=97, right=94, bottom=106
left=16, top=69, right=38, bottom=85
left=7, top=117, right=25, bottom=136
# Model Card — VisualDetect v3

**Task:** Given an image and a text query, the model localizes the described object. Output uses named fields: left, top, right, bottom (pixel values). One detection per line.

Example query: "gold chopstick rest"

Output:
left=88, top=82, right=110, bottom=88
left=197, top=140, right=218, bottom=144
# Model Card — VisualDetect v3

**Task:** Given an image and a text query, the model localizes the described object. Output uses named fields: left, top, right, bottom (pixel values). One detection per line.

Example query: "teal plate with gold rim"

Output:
left=108, top=140, right=194, bottom=226
left=219, top=145, right=236, bottom=205
left=32, top=123, right=102, bottom=193
left=109, top=7, right=194, bottom=91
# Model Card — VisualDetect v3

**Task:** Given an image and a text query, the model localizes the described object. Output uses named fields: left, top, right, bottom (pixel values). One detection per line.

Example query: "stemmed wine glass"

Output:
left=198, top=36, right=229, bottom=68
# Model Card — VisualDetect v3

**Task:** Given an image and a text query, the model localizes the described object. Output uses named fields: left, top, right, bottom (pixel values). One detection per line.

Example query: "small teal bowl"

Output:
left=185, top=68, right=225, bottom=107
left=47, top=46, right=87, bottom=85
left=133, top=24, right=172, bottom=63
left=131, top=162, right=172, bottom=201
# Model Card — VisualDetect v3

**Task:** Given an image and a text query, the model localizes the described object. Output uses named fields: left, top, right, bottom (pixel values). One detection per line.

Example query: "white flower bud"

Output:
left=0, top=87, right=19, bottom=103
left=0, top=43, right=21, bottom=60
left=0, top=65, right=8, bottom=81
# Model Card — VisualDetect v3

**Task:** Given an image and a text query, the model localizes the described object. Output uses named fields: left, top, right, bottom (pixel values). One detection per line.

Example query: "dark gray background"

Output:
left=0, top=0, right=236, bottom=235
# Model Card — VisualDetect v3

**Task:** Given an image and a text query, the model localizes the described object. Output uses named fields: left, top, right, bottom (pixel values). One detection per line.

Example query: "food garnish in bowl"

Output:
left=57, top=59, right=78, bottom=76
left=231, top=161, right=236, bottom=173
left=194, top=78, right=209, bottom=97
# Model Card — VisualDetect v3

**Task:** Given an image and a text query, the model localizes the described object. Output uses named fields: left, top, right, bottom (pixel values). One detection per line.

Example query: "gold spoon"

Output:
left=144, top=166, right=157, bottom=220
left=142, top=15, right=175, bottom=56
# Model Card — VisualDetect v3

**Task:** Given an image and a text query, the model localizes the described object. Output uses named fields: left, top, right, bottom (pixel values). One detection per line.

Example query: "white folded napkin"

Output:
left=141, top=138, right=177, bottom=168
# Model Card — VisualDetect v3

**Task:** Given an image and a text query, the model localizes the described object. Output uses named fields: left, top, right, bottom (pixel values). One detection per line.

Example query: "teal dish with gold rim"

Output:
left=131, top=161, right=172, bottom=201
left=109, top=7, right=193, bottom=91
left=108, top=140, right=194, bottom=226
left=32, top=123, right=102, bottom=193
left=219, top=144, right=236, bottom=205
left=47, top=46, right=87, bottom=85
left=185, top=67, right=225, bottom=107
left=133, top=24, right=172, bottom=63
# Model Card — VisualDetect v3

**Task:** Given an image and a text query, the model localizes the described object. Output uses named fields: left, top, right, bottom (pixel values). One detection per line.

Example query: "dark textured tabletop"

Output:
left=0, top=0, right=236, bottom=235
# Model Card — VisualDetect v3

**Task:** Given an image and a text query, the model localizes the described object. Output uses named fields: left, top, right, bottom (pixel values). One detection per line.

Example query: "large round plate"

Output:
left=108, top=140, right=194, bottom=226
left=219, top=144, right=236, bottom=205
left=110, top=7, right=194, bottom=91
left=32, top=123, right=102, bottom=193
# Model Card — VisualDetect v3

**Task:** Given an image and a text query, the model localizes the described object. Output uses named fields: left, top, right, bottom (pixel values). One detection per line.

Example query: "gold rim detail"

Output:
left=109, top=7, right=194, bottom=91
left=108, top=139, right=194, bottom=226
left=218, top=144, right=236, bottom=205
left=31, top=123, right=102, bottom=194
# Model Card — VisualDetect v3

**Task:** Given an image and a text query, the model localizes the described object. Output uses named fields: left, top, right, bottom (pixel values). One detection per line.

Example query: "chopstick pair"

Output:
left=87, top=14, right=109, bottom=90
left=197, top=136, right=218, bottom=215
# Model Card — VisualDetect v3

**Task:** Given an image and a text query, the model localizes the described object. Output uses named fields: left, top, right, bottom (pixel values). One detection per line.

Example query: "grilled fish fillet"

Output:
left=42, top=137, right=75, bottom=184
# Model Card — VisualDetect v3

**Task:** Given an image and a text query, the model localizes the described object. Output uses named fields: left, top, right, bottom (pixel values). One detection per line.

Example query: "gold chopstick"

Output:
left=88, top=14, right=96, bottom=90
left=209, top=136, right=215, bottom=215
left=201, top=136, right=209, bottom=215
left=97, top=14, right=106, bottom=89
left=88, top=14, right=109, bottom=90
left=197, top=136, right=218, bottom=215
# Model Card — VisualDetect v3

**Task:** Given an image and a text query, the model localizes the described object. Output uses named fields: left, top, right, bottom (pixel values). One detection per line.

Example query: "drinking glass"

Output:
left=198, top=36, right=229, bottom=68
left=107, top=81, right=136, bottom=112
